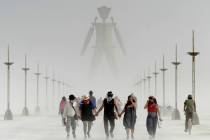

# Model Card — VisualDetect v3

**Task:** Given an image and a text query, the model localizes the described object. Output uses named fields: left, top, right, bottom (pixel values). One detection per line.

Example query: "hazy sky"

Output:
left=0, top=0, right=210, bottom=115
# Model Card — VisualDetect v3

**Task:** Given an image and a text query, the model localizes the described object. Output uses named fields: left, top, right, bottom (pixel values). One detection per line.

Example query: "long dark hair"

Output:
left=62, top=96, right=66, bottom=101
left=125, top=95, right=135, bottom=108
left=148, top=96, right=157, bottom=105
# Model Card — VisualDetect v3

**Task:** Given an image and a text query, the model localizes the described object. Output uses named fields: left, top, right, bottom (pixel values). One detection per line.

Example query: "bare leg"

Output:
left=131, top=129, right=134, bottom=139
left=66, top=117, right=71, bottom=137
left=87, top=121, right=92, bottom=138
left=126, top=129, right=130, bottom=140
left=83, top=121, right=88, bottom=139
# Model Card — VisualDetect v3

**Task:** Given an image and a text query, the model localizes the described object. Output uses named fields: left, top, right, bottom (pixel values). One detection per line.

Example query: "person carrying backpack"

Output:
left=95, top=91, right=120, bottom=139
left=63, top=94, right=78, bottom=138
left=184, top=94, right=196, bottom=132
left=79, top=95, right=96, bottom=139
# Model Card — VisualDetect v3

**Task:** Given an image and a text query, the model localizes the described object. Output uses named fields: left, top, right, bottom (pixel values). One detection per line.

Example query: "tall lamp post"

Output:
left=153, top=61, right=159, bottom=97
left=172, top=45, right=181, bottom=120
left=4, top=46, right=14, bottom=120
left=147, top=68, right=152, bottom=95
left=51, top=73, right=56, bottom=110
left=138, top=75, right=142, bottom=96
left=133, top=76, right=142, bottom=104
left=57, top=80, right=62, bottom=100
left=44, top=70, right=50, bottom=111
left=143, top=72, right=147, bottom=100
left=35, top=64, right=41, bottom=114
left=22, top=54, right=30, bottom=116
left=187, top=30, right=200, bottom=125
left=62, top=82, right=65, bottom=96
left=160, top=55, right=168, bottom=109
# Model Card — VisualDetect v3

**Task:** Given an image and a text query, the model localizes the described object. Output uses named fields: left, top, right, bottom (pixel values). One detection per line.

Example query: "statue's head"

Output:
left=97, top=6, right=111, bottom=20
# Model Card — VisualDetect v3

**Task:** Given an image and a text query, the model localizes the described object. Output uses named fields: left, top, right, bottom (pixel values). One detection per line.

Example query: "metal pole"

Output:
left=137, top=75, right=140, bottom=95
left=133, top=76, right=142, bottom=102
left=138, top=76, right=142, bottom=97
left=163, top=69, right=165, bottom=107
left=153, top=61, right=159, bottom=97
left=187, top=30, right=200, bottom=124
left=192, top=31, right=196, bottom=100
left=57, top=81, right=61, bottom=97
left=4, top=45, right=14, bottom=120
left=62, top=82, right=65, bottom=96
left=175, top=46, right=180, bottom=109
left=147, top=68, right=152, bottom=95
left=25, top=68, right=27, bottom=108
left=35, top=64, right=41, bottom=113
left=44, top=70, right=50, bottom=111
left=52, top=72, right=56, bottom=110
left=187, top=31, right=200, bottom=100
left=175, top=64, right=178, bottom=109
left=8, top=62, right=10, bottom=109
left=143, top=72, right=147, bottom=100
left=172, top=45, right=181, bottom=120
left=57, top=80, right=61, bottom=105
left=22, top=54, right=30, bottom=116
left=36, top=70, right=39, bottom=107
left=160, top=55, right=167, bottom=108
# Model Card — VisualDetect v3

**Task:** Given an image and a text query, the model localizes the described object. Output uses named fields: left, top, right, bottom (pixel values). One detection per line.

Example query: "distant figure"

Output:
left=59, top=96, right=67, bottom=125
left=119, top=94, right=137, bottom=140
left=95, top=91, right=120, bottom=139
left=89, top=90, right=96, bottom=108
left=184, top=94, right=196, bottom=133
left=63, top=95, right=77, bottom=138
left=79, top=95, right=96, bottom=139
left=144, top=96, right=162, bottom=139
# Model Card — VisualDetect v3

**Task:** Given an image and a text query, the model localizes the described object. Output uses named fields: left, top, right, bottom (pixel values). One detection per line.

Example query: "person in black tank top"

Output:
left=103, top=98, right=115, bottom=119
left=95, top=91, right=119, bottom=139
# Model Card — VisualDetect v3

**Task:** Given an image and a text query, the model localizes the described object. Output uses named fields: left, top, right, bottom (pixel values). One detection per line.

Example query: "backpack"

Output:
left=184, top=100, right=195, bottom=113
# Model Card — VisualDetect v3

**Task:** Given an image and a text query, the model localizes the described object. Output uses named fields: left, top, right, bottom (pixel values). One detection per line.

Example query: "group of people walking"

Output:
left=58, top=90, right=196, bottom=139
left=58, top=90, right=163, bottom=140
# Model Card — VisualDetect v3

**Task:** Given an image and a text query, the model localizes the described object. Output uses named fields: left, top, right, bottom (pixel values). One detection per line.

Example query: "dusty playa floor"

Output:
left=0, top=114, right=209, bottom=140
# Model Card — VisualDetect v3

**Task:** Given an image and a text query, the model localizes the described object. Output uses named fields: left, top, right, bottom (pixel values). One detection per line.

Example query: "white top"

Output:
left=63, top=101, right=75, bottom=118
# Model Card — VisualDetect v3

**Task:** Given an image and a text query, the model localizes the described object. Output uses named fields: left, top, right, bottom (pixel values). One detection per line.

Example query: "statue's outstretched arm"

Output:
left=111, top=17, right=126, bottom=55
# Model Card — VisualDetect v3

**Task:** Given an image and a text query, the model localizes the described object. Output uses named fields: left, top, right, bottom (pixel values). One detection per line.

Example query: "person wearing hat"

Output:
left=184, top=94, right=196, bottom=133
left=79, top=95, right=96, bottom=139
left=95, top=91, right=120, bottom=139
left=144, top=96, right=162, bottom=139
left=63, top=94, right=77, bottom=138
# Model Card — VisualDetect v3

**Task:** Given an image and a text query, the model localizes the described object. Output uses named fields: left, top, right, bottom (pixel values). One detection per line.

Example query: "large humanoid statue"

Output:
left=81, top=6, right=126, bottom=77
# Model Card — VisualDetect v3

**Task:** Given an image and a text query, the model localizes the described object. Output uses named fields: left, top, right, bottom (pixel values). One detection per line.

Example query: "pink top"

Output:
left=60, top=100, right=66, bottom=111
